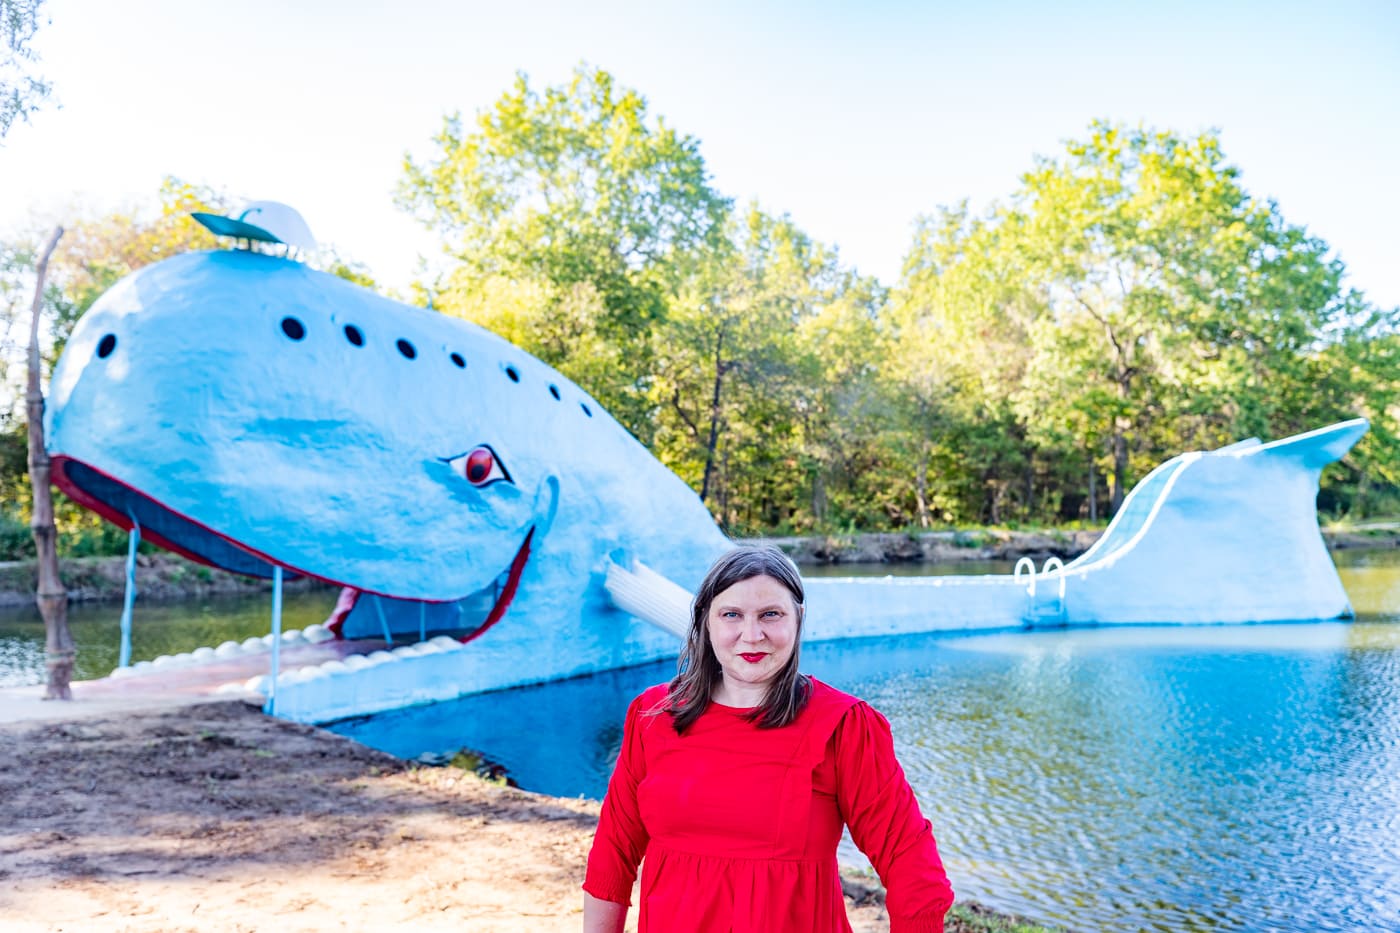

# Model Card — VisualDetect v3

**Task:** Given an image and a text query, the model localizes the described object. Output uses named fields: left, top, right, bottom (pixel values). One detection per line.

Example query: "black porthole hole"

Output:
left=281, top=317, right=306, bottom=341
left=450, top=352, right=466, bottom=369
left=581, top=402, right=593, bottom=417
left=96, top=334, right=117, bottom=359
left=505, top=365, right=520, bottom=383
left=548, top=384, right=561, bottom=400
left=344, top=324, right=364, bottom=347
left=396, top=339, right=417, bottom=359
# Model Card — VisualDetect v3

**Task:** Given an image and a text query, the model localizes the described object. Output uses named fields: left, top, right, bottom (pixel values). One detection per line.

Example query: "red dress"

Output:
left=584, top=678, right=953, bottom=931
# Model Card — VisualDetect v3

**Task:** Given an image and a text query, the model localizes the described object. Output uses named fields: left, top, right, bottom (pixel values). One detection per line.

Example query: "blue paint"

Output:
left=45, top=249, right=730, bottom=719
left=42, top=247, right=1369, bottom=724
left=118, top=519, right=139, bottom=668
left=267, top=564, right=283, bottom=716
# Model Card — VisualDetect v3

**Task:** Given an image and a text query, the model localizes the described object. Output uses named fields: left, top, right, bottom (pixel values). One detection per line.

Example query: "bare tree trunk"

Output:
left=914, top=447, right=931, bottom=529
left=699, top=327, right=725, bottom=503
left=26, top=226, right=73, bottom=700
left=1024, top=455, right=1034, bottom=520
left=1110, top=427, right=1128, bottom=516
left=1087, top=455, right=1098, bottom=523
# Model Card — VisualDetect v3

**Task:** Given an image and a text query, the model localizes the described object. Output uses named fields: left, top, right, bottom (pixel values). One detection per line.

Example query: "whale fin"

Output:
left=603, top=559, right=693, bottom=638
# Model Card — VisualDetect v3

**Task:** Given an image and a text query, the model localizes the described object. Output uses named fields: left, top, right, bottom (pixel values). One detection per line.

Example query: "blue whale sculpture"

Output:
left=45, top=249, right=1366, bottom=723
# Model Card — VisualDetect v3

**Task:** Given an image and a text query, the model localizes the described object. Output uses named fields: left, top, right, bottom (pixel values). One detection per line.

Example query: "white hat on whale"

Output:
left=191, top=201, right=318, bottom=253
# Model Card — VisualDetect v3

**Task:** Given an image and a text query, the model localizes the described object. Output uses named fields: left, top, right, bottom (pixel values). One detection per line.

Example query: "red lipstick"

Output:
left=739, top=653, right=766, bottom=663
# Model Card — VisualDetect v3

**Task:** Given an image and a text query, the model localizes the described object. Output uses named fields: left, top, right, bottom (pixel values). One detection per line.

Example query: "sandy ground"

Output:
left=0, top=700, right=909, bottom=933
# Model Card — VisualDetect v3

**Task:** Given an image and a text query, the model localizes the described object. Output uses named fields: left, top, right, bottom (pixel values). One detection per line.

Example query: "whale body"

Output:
left=47, top=250, right=731, bottom=715
left=46, top=249, right=1365, bottom=723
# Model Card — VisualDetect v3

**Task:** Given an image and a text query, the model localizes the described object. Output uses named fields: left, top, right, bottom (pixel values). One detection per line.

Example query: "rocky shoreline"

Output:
left=745, top=528, right=1104, bottom=565
left=0, top=524, right=1393, bottom=608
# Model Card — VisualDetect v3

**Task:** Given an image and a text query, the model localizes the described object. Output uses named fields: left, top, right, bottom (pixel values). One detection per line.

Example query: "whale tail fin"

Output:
left=604, top=559, right=693, bottom=638
left=1251, top=416, right=1368, bottom=469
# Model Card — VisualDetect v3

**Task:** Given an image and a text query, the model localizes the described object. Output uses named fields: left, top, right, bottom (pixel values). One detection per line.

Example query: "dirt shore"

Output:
left=0, top=701, right=960, bottom=933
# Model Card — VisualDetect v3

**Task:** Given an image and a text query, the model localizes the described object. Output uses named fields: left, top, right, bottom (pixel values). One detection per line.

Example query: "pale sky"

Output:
left=2, top=0, right=1397, bottom=309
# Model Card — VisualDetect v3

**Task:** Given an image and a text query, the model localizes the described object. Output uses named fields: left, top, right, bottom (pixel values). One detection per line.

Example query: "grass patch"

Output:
left=947, top=902, right=1070, bottom=932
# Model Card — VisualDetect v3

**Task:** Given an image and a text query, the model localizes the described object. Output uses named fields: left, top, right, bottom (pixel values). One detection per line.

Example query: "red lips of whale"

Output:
left=325, top=528, right=534, bottom=643
left=462, top=527, right=534, bottom=643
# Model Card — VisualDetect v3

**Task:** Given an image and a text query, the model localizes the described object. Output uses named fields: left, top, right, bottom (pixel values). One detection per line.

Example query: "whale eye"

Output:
left=445, top=445, right=512, bottom=488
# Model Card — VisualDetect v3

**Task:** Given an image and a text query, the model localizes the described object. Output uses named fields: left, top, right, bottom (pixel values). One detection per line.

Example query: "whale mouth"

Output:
left=52, top=456, right=300, bottom=580
left=325, top=526, right=534, bottom=642
left=463, top=527, right=533, bottom=643
left=49, top=459, right=537, bottom=634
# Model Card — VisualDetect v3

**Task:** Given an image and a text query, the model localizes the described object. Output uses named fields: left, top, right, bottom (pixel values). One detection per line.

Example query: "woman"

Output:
left=583, top=545, right=954, bottom=932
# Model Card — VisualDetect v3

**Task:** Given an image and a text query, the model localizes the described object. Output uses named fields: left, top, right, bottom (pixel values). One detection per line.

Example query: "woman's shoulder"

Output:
left=805, top=675, right=864, bottom=714
left=632, top=682, right=672, bottom=713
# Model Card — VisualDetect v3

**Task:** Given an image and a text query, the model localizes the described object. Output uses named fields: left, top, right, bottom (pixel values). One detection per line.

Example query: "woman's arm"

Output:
left=835, top=703, right=954, bottom=932
left=582, top=692, right=654, bottom=923
left=582, top=891, right=628, bottom=933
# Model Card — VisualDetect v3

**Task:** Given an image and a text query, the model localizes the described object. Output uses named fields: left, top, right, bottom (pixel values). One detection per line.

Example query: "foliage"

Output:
left=0, top=0, right=49, bottom=140
left=398, top=75, right=1394, bottom=530
left=398, top=64, right=731, bottom=440
left=1, top=88, right=1397, bottom=553
left=45, top=176, right=228, bottom=352
left=889, top=122, right=1400, bottom=523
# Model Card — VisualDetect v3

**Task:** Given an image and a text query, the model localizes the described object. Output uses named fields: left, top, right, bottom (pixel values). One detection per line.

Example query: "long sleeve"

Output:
left=582, top=691, right=653, bottom=905
left=834, top=702, right=954, bottom=932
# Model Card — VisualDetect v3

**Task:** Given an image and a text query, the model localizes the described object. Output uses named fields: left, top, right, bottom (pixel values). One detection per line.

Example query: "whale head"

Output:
left=42, top=250, right=641, bottom=605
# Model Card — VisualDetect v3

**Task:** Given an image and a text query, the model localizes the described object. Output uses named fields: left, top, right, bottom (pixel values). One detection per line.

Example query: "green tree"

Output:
left=886, top=204, right=1042, bottom=525
left=1, top=0, right=50, bottom=140
left=894, top=122, right=1398, bottom=519
left=397, top=64, right=731, bottom=440
left=650, top=206, right=887, bottom=533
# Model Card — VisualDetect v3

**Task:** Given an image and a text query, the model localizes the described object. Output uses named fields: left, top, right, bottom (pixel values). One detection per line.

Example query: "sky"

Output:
left=2, top=0, right=1398, bottom=309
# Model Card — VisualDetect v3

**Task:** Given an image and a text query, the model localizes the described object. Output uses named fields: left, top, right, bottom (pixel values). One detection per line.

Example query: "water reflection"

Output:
left=0, top=589, right=339, bottom=687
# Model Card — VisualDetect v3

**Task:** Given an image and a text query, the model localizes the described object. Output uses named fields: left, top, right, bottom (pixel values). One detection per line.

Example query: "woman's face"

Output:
left=706, top=573, right=800, bottom=697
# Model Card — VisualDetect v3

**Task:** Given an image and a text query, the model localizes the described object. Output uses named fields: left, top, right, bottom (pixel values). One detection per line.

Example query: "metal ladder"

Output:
left=1015, top=556, right=1068, bottom=627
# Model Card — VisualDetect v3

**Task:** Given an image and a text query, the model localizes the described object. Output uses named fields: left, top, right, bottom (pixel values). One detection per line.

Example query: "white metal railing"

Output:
left=1014, top=557, right=1037, bottom=596
left=1017, top=556, right=1067, bottom=625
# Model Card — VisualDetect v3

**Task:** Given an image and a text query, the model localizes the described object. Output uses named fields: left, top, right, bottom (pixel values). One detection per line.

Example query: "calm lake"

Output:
left=3, top=550, right=1398, bottom=931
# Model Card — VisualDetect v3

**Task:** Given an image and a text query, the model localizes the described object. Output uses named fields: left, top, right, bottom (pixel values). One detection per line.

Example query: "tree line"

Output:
left=2, top=65, right=1396, bottom=557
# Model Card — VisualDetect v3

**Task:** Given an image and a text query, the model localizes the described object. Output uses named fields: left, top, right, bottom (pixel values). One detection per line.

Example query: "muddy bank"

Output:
left=748, top=525, right=1399, bottom=566
left=0, top=702, right=1041, bottom=932
left=745, top=529, right=1104, bottom=566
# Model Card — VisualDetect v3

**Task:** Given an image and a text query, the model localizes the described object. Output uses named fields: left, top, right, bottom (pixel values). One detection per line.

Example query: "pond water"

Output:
left=0, top=589, right=340, bottom=688
left=327, top=550, right=1400, bottom=933
left=2, top=551, right=1398, bottom=930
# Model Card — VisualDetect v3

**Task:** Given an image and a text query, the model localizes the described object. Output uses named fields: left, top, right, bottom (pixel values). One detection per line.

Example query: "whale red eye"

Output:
left=466, top=448, right=493, bottom=483
left=445, top=445, right=511, bottom=488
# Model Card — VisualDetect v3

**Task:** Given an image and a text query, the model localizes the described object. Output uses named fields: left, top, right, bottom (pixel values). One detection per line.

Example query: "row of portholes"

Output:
left=276, top=315, right=593, bottom=417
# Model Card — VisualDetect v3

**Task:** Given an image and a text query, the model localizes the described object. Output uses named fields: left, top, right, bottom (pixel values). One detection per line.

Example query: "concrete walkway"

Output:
left=0, top=637, right=387, bottom=725
left=0, top=681, right=252, bottom=724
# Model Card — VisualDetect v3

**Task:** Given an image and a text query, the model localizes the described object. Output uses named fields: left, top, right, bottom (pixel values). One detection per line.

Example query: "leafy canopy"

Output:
left=397, top=64, right=731, bottom=438
left=1, top=0, right=50, bottom=140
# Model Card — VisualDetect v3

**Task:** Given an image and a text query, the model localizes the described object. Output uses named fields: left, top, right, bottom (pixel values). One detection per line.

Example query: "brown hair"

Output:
left=665, top=545, right=811, bottom=733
